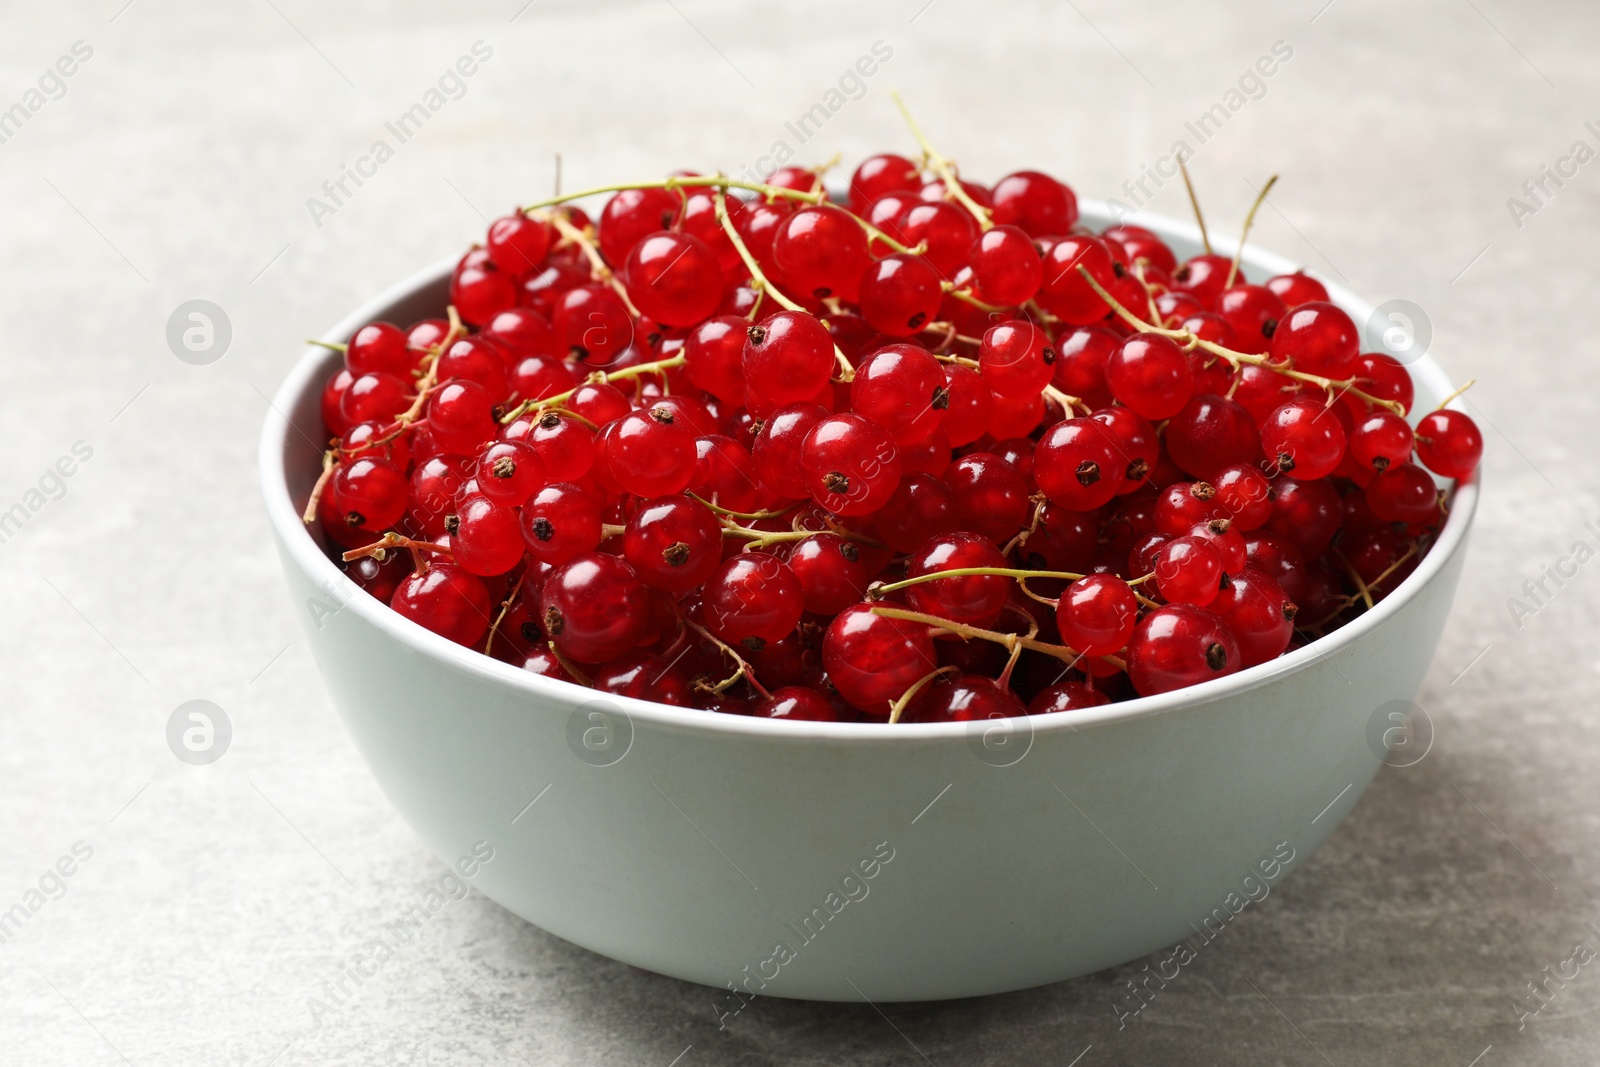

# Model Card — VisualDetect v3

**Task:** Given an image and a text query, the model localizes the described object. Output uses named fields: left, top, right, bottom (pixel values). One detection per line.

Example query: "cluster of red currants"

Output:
left=307, top=129, right=1482, bottom=724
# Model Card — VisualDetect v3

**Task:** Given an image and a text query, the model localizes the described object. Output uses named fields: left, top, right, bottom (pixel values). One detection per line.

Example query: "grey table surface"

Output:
left=2, top=0, right=1597, bottom=1063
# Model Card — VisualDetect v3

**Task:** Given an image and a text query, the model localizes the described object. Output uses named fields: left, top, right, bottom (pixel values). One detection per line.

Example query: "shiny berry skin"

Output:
left=346, top=322, right=413, bottom=377
left=1056, top=574, right=1138, bottom=656
left=1242, top=531, right=1307, bottom=603
left=822, top=604, right=938, bottom=718
left=541, top=551, right=650, bottom=663
left=773, top=205, right=870, bottom=300
left=328, top=456, right=408, bottom=543
left=452, top=495, right=524, bottom=576
left=520, top=482, right=602, bottom=566
left=968, top=225, right=1043, bottom=306
left=899, top=201, right=979, bottom=277
left=1036, top=235, right=1116, bottom=324
left=858, top=253, right=943, bottom=337
left=702, top=552, right=805, bottom=651
left=800, top=413, right=902, bottom=516
left=1211, top=567, right=1296, bottom=668
left=1367, top=462, right=1440, bottom=524
left=1231, top=362, right=1306, bottom=425
left=979, top=319, right=1055, bottom=399
left=1211, top=464, right=1274, bottom=531
left=849, top=153, right=922, bottom=211
left=757, top=686, right=840, bottom=722
left=475, top=440, right=546, bottom=507
left=553, top=284, right=634, bottom=367
left=1414, top=409, right=1483, bottom=480
left=873, top=472, right=959, bottom=553
left=592, top=651, right=693, bottom=707
left=1053, top=325, right=1120, bottom=398
left=1349, top=409, right=1415, bottom=473
left=940, top=364, right=991, bottom=446
left=623, top=231, right=724, bottom=326
left=427, top=379, right=498, bottom=456
left=343, top=550, right=410, bottom=606
left=1035, top=418, right=1122, bottom=511
left=753, top=402, right=829, bottom=500
left=510, top=354, right=576, bottom=404
left=623, top=496, right=722, bottom=592
left=1260, top=398, right=1347, bottom=480
left=743, top=310, right=836, bottom=404
left=450, top=262, right=517, bottom=326
left=1028, top=680, right=1110, bottom=715
left=1153, top=534, right=1224, bottom=607
left=690, top=434, right=763, bottom=514
left=1351, top=352, right=1414, bottom=415
left=321, top=368, right=355, bottom=436
left=339, top=371, right=411, bottom=427
left=788, top=533, right=873, bottom=615
left=989, top=170, right=1076, bottom=236
left=903, top=531, right=1010, bottom=626
left=683, top=315, right=749, bottom=403
left=901, top=674, right=1027, bottom=723
left=673, top=190, right=746, bottom=281
left=1083, top=406, right=1154, bottom=494
left=437, top=336, right=511, bottom=397
left=1266, top=271, right=1329, bottom=309
left=1269, top=301, right=1358, bottom=379
left=408, top=455, right=470, bottom=538
left=946, top=452, right=1030, bottom=543
left=520, top=259, right=588, bottom=318
left=521, top=411, right=596, bottom=482
left=602, top=406, right=697, bottom=497
left=596, top=187, right=681, bottom=266
left=1214, top=284, right=1287, bottom=355
left=391, top=564, right=492, bottom=647
left=1105, top=334, right=1194, bottom=420
left=485, top=211, right=553, bottom=273
left=1188, top=517, right=1249, bottom=573
left=851, top=343, right=948, bottom=443
left=1103, top=224, right=1177, bottom=274
left=1165, top=394, right=1261, bottom=480
left=565, top=381, right=632, bottom=427
left=1170, top=254, right=1236, bottom=307
left=1126, top=604, right=1240, bottom=697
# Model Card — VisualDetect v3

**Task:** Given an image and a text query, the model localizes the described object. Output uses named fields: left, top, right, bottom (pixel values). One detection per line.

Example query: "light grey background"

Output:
left=2, top=1, right=1595, bottom=1063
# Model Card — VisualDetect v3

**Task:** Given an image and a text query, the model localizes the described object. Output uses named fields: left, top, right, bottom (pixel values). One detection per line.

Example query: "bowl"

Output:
left=260, top=201, right=1476, bottom=1003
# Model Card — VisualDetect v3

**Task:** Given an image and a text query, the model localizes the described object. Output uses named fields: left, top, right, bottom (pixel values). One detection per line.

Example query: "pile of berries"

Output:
left=306, top=117, right=1481, bottom=724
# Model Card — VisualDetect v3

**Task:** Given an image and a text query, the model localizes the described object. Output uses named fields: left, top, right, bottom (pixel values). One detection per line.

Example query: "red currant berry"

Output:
left=939, top=364, right=992, bottom=446
left=520, top=482, right=602, bottom=566
left=753, top=402, right=829, bottom=500
left=623, top=495, right=722, bottom=592
left=1414, top=409, right=1483, bottom=480
left=773, top=204, right=870, bottom=300
left=486, top=211, right=553, bottom=273
left=1351, top=352, right=1414, bottom=415
left=1105, top=334, right=1194, bottom=420
left=743, top=310, right=836, bottom=404
left=1367, top=462, right=1440, bottom=524
left=602, top=406, right=697, bottom=497
left=1153, top=534, right=1224, bottom=607
left=541, top=551, right=650, bottom=663
left=1265, top=271, right=1329, bottom=309
left=596, top=187, right=681, bottom=266
left=1035, top=418, right=1122, bottom=511
left=1269, top=301, right=1358, bottom=379
left=553, top=284, right=634, bottom=367
left=427, top=379, right=498, bottom=456
left=683, top=315, right=749, bottom=404
left=757, top=686, right=840, bottom=722
left=392, top=564, right=492, bottom=646
left=1164, top=393, right=1261, bottom=481
left=849, top=153, right=922, bottom=211
left=969, top=225, right=1043, bottom=306
left=340, top=371, right=411, bottom=427
left=452, top=495, right=524, bottom=576
left=990, top=170, right=1077, bottom=236
left=1028, top=680, right=1110, bottom=715
left=474, top=440, right=546, bottom=507
left=851, top=343, right=948, bottom=443
left=1211, top=463, right=1274, bottom=531
left=1170, top=254, right=1236, bottom=307
left=1259, top=398, right=1347, bottom=480
left=872, top=472, right=959, bottom=553
left=1056, top=574, right=1138, bottom=656
left=788, top=533, right=874, bottom=615
left=900, top=674, right=1026, bottom=723
left=903, top=531, right=1010, bottom=626
left=899, top=201, right=979, bottom=278
left=346, top=322, right=413, bottom=378
left=1053, top=324, right=1120, bottom=399
left=822, top=604, right=938, bottom=718
left=858, top=253, right=943, bottom=337
left=1036, top=235, right=1116, bottom=324
left=450, top=262, right=517, bottom=327
left=690, top=434, right=763, bottom=514
left=703, top=551, right=805, bottom=651
left=1214, top=284, right=1287, bottom=355
left=946, top=452, right=1030, bottom=543
left=1212, top=567, right=1296, bottom=668
left=800, top=413, right=902, bottom=516
left=1126, top=604, right=1240, bottom=696
left=979, top=319, right=1055, bottom=399
left=623, top=231, right=724, bottom=326
left=1349, top=409, right=1415, bottom=473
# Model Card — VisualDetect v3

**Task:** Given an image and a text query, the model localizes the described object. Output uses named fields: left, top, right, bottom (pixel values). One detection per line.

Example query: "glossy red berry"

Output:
left=939, top=364, right=991, bottom=446
left=1259, top=398, right=1347, bottom=480
left=602, top=406, right=697, bottom=497
left=945, top=452, right=1030, bottom=543
left=346, top=322, right=414, bottom=378
left=1414, top=409, right=1483, bottom=480
left=1214, top=284, right=1287, bottom=355
left=553, top=284, right=634, bottom=367
left=850, top=343, right=948, bottom=443
left=788, top=533, right=874, bottom=615
left=1028, top=680, right=1111, bottom=715
left=486, top=211, right=553, bottom=273
left=1126, top=604, right=1240, bottom=696
left=427, top=379, right=498, bottom=456
left=1349, top=409, right=1415, bottom=473
left=540, top=551, right=650, bottom=663
left=1036, top=235, right=1115, bottom=324
left=1211, top=464, right=1274, bottom=531
left=872, top=472, right=959, bottom=553
left=899, top=201, right=979, bottom=277
left=452, top=495, right=524, bottom=577
left=968, top=225, right=1043, bottom=306
left=520, top=482, right=602, bottom=566
left=773, top=204, right=870, bottom=300
left=1035, top=418, right=1122, bottom=511
left=901, top=674, right=1027, bottom=723
left=1269, top=301, right=1358, bottom=380
left=822, top=604, right=938, bottom=717
left=800, top=413, right=902, bottom=516
left=623, top=231, right=724, bottom=326
left=989, top=170, right=1076, bottom=236
left=1265, top=272, right=1329, bottom=309
left=1056, top=574, right=1138, bottom=656
left=903, top=531, right=1010, bottom=626
left=1367, top=462, right=1440, bottom=524
left=597, top=187, right=681, bottom=266
left=1105, top=334, right=1194, bottom=420
left=743, top=310, right=836, bottom=404
left=979, top=319, right=1055, bottom=399
left=1211, top=567, right=1296, bottom=668
left=1153, top=534, right=1224, bottom=607
left=702, top=552, right=805, bottom=651
left=858, top=253, right=943, bottom=337
left=753, top=402, right=829, bottom=500
left=623, top=495, right=722, bottom=592
left=474, top=440, right=546, bottom=507
left=849, top=153, right=922, bottom=211
left=757, top=686, right=840, bottom=722
left=683, top=315, right=750, bottom=403
left=391, top=564, right=492, bottom=646
left=1164, top=394, right=1261, bottom=480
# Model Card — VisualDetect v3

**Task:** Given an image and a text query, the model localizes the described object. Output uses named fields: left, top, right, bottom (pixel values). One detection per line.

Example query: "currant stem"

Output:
left=1178, top=158, right=1212, bottom=255
left=869, top=565, right=1086, bottom=598
left=889, top=92, right=992, bottom=230
left=546, top=641, right=594, bottom=687
left=1435, top=377, right=1477, bottom=411
left=341, top=531, right=455, bottom=564
left=1073, top=265, right=1407, bottom=416
left=720, top=518, right=884, bottom=551
left=687, top=494, right=799, bottom=521
left=483, top=564, right=529, bottom=659
left=1225, top=174, right=1278, bottom=289
left=887, top=666, right=957, bottom=724
left=302, top=448, right=337, bottom=525
left=683, top=615, right=771, bottom=700
left=942, top=282, right=1007, bottom=313
left=712, top=184, right=855, bottom=381
left=523, top=175, right=825, bottom=215
left=869, top=604, right=1123, bottom=671
left=1043, top=384, right=1090, bottom=416
left=500, top=353, right=688, bottom=423
left=1330, top=546, right=1376, bottom=610
left=1001, top=495, right=1049, bottom=557
left=549, top=210, right=643, bottom=318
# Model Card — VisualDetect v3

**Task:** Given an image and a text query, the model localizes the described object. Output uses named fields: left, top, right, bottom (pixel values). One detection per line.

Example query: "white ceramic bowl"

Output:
left=261, top=203, right=1476, bottom=1003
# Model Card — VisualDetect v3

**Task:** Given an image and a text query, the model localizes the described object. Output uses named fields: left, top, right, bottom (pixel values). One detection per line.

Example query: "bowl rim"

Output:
left=259, top=198, right=1478, bottom=743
